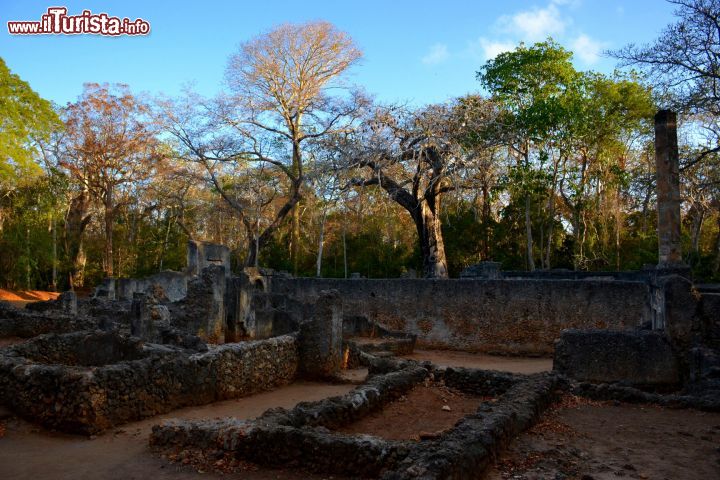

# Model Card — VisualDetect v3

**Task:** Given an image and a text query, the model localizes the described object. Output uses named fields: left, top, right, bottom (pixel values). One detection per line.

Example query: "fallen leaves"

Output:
left=165, top=447, right=260, bottom=475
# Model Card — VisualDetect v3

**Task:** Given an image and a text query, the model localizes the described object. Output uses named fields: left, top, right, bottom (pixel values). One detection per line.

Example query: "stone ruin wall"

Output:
left=269, top=277, right=653, bottom=356
left=0, top=330, right=299, bottom=434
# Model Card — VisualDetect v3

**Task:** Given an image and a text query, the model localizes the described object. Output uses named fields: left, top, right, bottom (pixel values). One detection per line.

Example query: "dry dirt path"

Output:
left=0, top=381, right=354, bottom=480
left=486, top=396, right=720, bottom=480
left=402, top=349, right=553, bottom=374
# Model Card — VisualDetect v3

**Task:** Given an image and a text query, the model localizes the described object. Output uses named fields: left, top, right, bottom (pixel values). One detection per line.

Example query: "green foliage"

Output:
left=0, top=173, right=67, bottom=289
left=0, top=57, right=61, bottom=186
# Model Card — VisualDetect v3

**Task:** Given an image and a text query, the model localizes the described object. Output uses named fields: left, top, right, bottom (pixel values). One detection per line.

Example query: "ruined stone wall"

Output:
left=0, top=331, right=299, bottom=434
left=0, top=301, right=97, bottom=338
left=270, top=278, right=653, bottom=355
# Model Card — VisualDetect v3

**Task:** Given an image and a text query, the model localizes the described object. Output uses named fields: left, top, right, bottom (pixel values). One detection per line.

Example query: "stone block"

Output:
left=554, top=329, right=681, bottom=390
left=299, top=290, right=343, bottom=379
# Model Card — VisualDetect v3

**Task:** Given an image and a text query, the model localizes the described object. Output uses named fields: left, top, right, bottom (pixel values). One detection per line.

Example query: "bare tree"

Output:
left=162, top=21, right=365, bottom=269
left=614, top=0, right=720, bottom=116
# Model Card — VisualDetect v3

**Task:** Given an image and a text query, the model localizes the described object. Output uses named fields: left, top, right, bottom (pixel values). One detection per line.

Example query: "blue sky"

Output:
left=1, top=0, right=677, bottom=106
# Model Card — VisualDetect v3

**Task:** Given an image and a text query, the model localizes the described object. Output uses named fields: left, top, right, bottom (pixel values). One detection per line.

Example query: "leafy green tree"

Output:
left=478, top=40, right=577, bottom=270
left=0, top=57, right=61, bottom=187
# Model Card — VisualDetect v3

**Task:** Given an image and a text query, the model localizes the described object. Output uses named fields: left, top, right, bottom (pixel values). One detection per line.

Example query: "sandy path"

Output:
left=0, top=381, right=354, bottom=480
left=402, top=349, right=553, bottom=374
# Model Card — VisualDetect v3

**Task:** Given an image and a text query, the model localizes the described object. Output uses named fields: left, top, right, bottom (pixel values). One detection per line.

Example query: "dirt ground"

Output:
left=486, top=395, right=720, bottom=480
left=402, top=349, right=553, bottom=374
left=0, top=381, right=354, bottom=480
left=0, top=288, right=59, bottom=308
left=336, top=381, right=487, bottom=440
left=0, top=336, right=26, bottom=348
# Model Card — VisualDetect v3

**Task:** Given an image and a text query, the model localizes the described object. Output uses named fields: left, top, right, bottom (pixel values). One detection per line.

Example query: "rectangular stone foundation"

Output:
left=0, top=330, right=299, bottom=434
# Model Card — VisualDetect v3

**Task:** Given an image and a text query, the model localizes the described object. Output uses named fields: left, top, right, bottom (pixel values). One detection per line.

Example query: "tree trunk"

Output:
left=316, top=210, right=327, bottom=277
left=103, top=188, right=114, bottom=277
left=51, top=214, right=57, bottom=292
left=242, top=181, right=302, bottom=269
left=689, top=204, right=705, bottom=254
left=481, top=183, right=491, bottom=260
left=290, top=136, right=302, bottom=275
left=342, top=218, right=348, bottom=278
left=713, top=202, right=720, bottom=274
left=525, top=195, right=535, bottom=271
left=246, top=236, right=260, bottom=268
left=64, top=189, right=92, bottom=289
left=415, top=199, right=449, bottom=279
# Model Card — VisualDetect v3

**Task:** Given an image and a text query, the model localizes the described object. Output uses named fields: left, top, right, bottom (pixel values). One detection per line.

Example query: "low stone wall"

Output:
left=0, top=302, right=97, bottom=338
left=150, top=364, right=559, bottom=479
left=0, top=331, right=299, bottom=434
left=270, top=278, right=652, bottom=355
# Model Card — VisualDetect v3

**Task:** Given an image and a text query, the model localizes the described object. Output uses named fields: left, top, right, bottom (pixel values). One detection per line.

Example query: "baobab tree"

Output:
left=340, top=98, right=498, bottom=278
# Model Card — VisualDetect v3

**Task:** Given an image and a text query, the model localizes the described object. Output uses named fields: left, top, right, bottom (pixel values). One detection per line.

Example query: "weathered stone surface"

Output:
left=687, top=346, right=720, bottom=398
left=150, top=367, right=559, bottom=480
left=186, top=240, right=230, bottom=276
left=298, top=290, right=343, bottom=379
left=554, top=329, right=681, bottom=390
left=661, top=275, right=701, bottom=348
left=569, top=379, right=720, bottom=411
left=654, top=110, right=684, bottom=268
left=260, top=365, right=428, bottom=429
left=59, top=291, right=78, bottom=315
left=385, top=373, right=559, bottom=480
left=443, top=367, right=519, bottom=397
left=167, top=265, right=226, bottom=343
left=272, top=278, right=652, bottom=355
left=700, top=293, right=720, bottom=348
left=0, top=331, right=299, bottom=434
left=130, top=293, right=153, bottom=339
left=0, top=301, right=97, bottom=338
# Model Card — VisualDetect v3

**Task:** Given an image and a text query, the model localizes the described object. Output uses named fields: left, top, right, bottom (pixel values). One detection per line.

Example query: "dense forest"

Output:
left=2, top=0, right=720, bottom=290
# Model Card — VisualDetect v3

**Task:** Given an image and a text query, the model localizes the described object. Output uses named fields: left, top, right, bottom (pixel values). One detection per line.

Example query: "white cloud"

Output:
left=421, top=43, right=449, bottom=65
left=571, top=34, right=606, bottom=64
left=498, top=4, right=567, bottom=42
left=467, top=38, right=516, bottom=61
left=551, top=0, right=581, bottom=7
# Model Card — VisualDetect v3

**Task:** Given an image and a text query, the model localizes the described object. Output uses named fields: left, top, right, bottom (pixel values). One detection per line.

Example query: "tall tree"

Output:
left=0, top=57, right=61, bottom=188
left=54, top=83, right=162, bottom=278
left=341, top=99, right=497, bottom=278
left=164, top=21, right=365, bottom=269
left=0, top=56, right=62, bottom=238
left=478, top=40, right=577, bottom=270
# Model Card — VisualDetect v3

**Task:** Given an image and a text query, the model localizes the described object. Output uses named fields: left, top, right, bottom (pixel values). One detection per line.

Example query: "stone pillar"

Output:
left=186, top=240, right=200, bottom=276
left=59, top=291, right=77, bottom=315
left=130, top=293, right=152, bottom=339
left=654, top=110, right=684, bottom=268
left=298, top=290, right=343, bottom=379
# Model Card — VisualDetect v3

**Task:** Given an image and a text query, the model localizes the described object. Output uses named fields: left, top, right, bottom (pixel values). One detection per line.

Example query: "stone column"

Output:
left=130, top=292, right=152, bottom=339
left=298, top=290, right=343, bottom=379
left=654, top=110, right=684, bottom=268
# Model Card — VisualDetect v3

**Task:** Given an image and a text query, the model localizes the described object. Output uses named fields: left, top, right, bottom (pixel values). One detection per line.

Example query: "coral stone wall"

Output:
left=0, top=331, right=299, bottom=434
left=270, top=278, right=653, bottom=355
